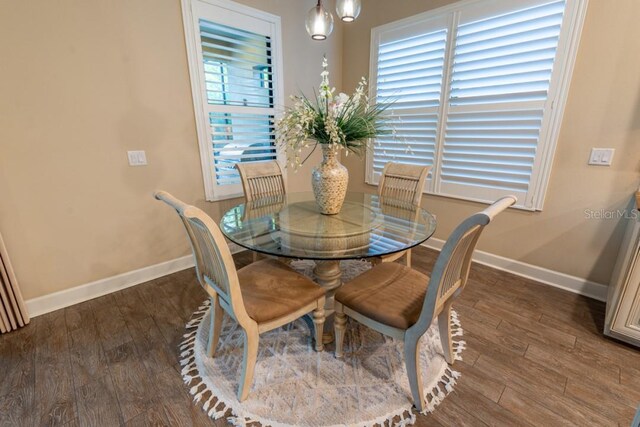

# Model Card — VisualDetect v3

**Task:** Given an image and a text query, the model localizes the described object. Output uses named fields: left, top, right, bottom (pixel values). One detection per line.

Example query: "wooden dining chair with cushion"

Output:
left=334, top=196, right=516, bottom=411
left=235, top=160, right=286, bottom=262
left=155, top=191, right=325, bottom=401
left=376, top=162, right=431, bottom=267
left=235, top=160, right=286, bottom=202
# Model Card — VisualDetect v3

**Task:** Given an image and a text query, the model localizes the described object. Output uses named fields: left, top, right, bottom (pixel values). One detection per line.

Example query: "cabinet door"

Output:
left=611, top=247, right=640, bottom=344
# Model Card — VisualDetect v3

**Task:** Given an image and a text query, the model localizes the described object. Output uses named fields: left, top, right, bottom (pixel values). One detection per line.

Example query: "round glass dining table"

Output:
left=220, top=191, right=437, bottom=341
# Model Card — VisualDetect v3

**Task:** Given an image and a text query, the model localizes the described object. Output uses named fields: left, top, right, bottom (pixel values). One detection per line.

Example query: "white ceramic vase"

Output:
left=311, top=144, right=349, bottom=215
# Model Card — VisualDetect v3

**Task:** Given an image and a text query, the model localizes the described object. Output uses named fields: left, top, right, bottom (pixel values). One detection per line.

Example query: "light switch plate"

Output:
left=588, top=148, right=614, bottom=166
left=127, top=150, right=147, bottom=166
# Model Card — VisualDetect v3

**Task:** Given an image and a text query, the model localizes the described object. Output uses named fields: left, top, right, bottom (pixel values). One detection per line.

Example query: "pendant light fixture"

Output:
left=305, top=0, right=334, bottom=41
left=336, top=0, right=361, bottom=22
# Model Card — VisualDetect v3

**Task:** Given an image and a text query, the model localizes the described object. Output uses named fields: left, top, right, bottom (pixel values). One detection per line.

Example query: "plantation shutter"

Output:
left=184, top=0, right=283, bottom=200
left=368, top=15, right=450, bottom=185
left=436, top=0, right=566, bottom=208
left=369, top=0, right=584, bottom=210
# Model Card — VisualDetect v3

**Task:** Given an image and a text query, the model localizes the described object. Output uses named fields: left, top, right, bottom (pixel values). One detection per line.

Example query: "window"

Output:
left=368, top=0, right=587, bottom=210
left=182, top=0, right=284, bottom=200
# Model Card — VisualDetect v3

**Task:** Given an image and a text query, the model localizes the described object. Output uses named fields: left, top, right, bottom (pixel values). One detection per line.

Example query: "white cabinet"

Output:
left=605, top=190, right=640, bottom=346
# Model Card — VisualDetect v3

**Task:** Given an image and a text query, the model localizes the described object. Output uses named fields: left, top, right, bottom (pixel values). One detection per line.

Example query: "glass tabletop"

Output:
left=220, top=192, right=436, bottom=260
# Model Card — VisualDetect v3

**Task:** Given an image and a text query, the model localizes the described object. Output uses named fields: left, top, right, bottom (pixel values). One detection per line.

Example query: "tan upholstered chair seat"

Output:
left=336, top=263, right=429, bottom=329
left=238, top=259, right=325, bottom=323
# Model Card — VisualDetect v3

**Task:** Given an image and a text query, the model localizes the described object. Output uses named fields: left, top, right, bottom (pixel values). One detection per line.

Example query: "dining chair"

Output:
left=235, top=160, right=286, bottom=202
left=376, top=162, right=431, bottom=267
left=334, top=196, right=516, bottom=411
left=155, top=191, right=326, bottom=401
left=235, top=160, right=286, bottom=262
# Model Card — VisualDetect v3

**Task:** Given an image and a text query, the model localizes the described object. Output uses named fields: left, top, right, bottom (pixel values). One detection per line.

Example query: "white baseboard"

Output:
left=26, top=255, right=196, bottom=318
left=25, top=242, right=246, bottom=318
left=421, top=238, right=608, bottom=302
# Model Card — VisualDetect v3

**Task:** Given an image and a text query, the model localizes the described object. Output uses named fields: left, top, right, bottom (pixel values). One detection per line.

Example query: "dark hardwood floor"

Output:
left=1, top=246, right=638, bottom=426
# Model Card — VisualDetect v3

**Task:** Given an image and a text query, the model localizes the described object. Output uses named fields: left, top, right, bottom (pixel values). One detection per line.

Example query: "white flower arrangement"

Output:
left=276, top=56, right=394, bottom=169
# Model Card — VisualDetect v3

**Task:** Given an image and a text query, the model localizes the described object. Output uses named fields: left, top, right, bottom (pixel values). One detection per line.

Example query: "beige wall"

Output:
left=0, top=0, right=341, bottom=300
left=342, top=0, right=640, bottom=285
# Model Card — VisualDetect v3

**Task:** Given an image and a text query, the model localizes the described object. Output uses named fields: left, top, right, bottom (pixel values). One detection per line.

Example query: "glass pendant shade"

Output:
left=306, top=2, right=334, bottom=40
left=336, top=0, right=361, bottom=22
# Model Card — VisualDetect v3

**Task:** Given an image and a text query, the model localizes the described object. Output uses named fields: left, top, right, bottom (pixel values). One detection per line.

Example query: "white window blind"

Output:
left=372, top=19, right=448, bottom=179
left=183, top=0, right=284, bottom=200
left=368, top=0, right=587, bottom=210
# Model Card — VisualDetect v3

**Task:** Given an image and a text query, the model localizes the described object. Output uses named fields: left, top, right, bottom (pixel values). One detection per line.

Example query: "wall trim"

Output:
left=26, top=256, right=195, bottom=318
left=421, top=238, right=608, bottom=302
left=25, top=242, right=245, bottom=318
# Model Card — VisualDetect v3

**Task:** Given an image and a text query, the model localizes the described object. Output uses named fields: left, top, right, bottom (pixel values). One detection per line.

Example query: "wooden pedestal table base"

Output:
left=312, top=260, right=343, bottom=344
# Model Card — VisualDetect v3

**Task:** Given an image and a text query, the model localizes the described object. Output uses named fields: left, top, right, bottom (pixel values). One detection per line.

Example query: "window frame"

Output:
left=181, top=0, right=286, bottom=201
left=366, top=0, right=589, bottom=211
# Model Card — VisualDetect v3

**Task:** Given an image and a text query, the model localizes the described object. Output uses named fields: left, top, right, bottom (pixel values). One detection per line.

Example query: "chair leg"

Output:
left=206, top=294, right=223, bottom=357
left=312, top=299, right=325, bottom=352
left=404, top=249, right=412, bottom=267
left=438, top=302, right=454, bottom=364
left=404, top=336, right=425, bottom=412
left=252, top=251, right=259, bottom=263
left=334, top=307, right=347, bottom=358
left=237, top=325, right=259, bottom=402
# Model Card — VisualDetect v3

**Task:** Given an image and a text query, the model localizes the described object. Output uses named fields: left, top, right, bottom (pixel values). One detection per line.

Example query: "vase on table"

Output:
left=312, top=144, right=349, bottom=215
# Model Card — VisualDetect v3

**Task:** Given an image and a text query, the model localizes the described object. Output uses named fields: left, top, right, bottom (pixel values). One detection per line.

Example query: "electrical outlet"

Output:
left=127, top=150, right=147, bottom=166
left=588, top=148, right=614, bottom=166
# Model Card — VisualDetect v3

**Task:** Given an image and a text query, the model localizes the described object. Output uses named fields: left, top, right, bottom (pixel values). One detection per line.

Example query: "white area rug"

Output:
left=180, top=260, right=465, bottom=427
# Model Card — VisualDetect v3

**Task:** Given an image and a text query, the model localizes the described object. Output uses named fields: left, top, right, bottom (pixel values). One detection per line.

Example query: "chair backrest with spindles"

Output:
left=242, top=194, right=286, bottom=221
left=155, top=191, right=252, bottom=327
left=236, top=160, right=286, bottom=202
left=410, top=196, right=517, bottom=336
left=378, top=162, right=431, bottom=206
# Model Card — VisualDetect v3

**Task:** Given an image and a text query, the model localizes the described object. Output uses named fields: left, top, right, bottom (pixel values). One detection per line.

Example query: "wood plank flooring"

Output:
left=1, top=246, right=638, bottom=426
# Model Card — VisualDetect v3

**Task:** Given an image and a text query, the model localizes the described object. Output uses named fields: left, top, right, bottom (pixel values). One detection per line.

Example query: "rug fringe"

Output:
left=364, top=408, right=416, bottom=427
left=207, top=399, right=229, bottom=418
left=416, top=310, right=464, bottom=415
left=203, top=394, right=215, bottom=411
left=180, top=336, right=196, bottom=351
left=450, top=310, right=466, bottom=363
